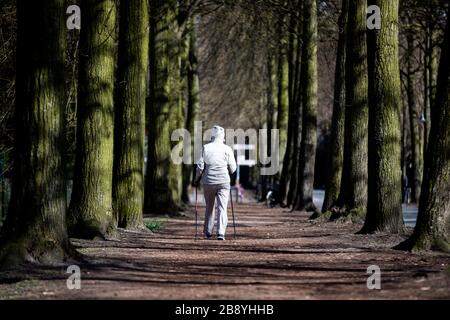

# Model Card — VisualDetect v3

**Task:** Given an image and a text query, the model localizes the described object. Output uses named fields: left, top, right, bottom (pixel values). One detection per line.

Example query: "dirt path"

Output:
left=1, top=204, right=449, bottom=299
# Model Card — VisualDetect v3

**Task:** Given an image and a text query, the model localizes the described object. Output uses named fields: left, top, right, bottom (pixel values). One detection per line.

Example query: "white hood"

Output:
left=211, top=125, right=225, bottom=142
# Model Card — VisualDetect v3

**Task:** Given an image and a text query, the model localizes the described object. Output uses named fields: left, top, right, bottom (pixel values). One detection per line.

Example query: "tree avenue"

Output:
left=0, top=0, right=449, bottom=277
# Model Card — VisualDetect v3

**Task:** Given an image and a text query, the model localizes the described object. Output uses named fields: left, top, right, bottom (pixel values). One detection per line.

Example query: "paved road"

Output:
left=313, top=190, right=418, bottom=227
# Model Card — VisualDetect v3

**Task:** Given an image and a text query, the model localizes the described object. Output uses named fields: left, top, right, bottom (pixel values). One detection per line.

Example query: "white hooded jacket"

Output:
left=196, top=126, right=237, bottom=185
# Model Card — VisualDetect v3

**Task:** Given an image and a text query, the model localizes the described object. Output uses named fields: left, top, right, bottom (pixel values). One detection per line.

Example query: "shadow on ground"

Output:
left=0, top=204, right=449, bottom=299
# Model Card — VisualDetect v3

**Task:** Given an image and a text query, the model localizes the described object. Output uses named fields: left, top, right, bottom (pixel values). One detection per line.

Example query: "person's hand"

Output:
left=192, top=178, right=201, bottom=187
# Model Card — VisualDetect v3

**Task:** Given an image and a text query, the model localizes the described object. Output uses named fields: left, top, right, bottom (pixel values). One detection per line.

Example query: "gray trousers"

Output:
left=203, top=183, right=230, bottom=236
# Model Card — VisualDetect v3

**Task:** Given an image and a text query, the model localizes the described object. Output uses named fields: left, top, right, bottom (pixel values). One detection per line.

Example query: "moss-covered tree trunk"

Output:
left=287, top=114, right=302, bottom=207
left=113, top=0, right=149, bottom=230
left=172, top=3, right=186, bottom=207
left=279, top=92, right=296, bottom=206
left=279, top=23, right=295, bottom=205
left=68, top=0, right=117, bottom=239
left=279, top=3, right=301, bottom=206
left=287, top=5, right=296, bottom=115
left=170, top=3, right=183, bottom=210
left=320, top=0, right=348, bottom=215
left=295, top=0, right=318, bottom=212
left=182, top=17, right=199, bottom=204
left=267, top=53, right=278, bottom=135
left=333, top=0, right=369, bottom=221
left=360, top=0, right=403, bottom=234
left=276, top=14, right=289, bottom=171
left=423, top=29, right=431, bottom=155
left=263, top=53, right=277, bottom=199
left=397, top=15, right=450, bottom=252
left=286, top=4, right=303, bottom=208
left=0, top=0, right=76, bottom=266
left=144, top=0, right=181, bottom=214
left=405, top=23, right=423, bottom=204
left=423, top=18, right=438, bottom=155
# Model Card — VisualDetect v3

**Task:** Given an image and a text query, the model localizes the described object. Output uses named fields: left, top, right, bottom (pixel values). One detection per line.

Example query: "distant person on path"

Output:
left=195, top=125, right=237, bottom=240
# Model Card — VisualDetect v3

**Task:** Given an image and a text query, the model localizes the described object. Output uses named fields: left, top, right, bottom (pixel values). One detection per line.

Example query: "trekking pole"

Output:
left=230, top=188, right=236, bottom=239
left=195, top=186, right=198, bottom=240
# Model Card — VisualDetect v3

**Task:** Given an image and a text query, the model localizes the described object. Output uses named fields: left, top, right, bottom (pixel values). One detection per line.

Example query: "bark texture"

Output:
left=361, top=0, right=404, bottom=234
left=182, top=17, right=199, bottom=203
left=276, top=13, right=289, bottom=170
left=320, top=0, right=348, bottom=214
left=68, top=0, right=117, bottom=239
left=144, top=0, right=182, bottom=214
left=279, top=2, right=301, bottom=206
left=406, top=25, right=423, bottom=204
left=397, top=14, right=450, bottom=252
left=0, top=0, right=75, bottom=266
left=333, top=0, right=369, bottom=221
left=295, top=0, right=318, bottom=212
left=113, top=0, right=149, bottom=230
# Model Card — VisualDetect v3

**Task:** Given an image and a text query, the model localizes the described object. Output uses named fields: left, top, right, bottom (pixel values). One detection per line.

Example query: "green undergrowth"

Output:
left=144, top=218, right=166, bottom=232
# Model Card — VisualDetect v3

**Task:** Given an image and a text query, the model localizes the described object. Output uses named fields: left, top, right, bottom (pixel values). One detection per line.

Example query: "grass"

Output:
left=144, top=219, right=165, bottom=232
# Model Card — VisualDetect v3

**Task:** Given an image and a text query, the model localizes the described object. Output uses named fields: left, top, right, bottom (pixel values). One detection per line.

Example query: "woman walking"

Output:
left=196, top=125, right=237, bottom=240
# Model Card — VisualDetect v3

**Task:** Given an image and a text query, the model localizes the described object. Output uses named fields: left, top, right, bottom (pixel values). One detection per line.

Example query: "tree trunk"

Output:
left=113, top=0, right=149, bottom=230
left=333, top=0, right=369, bottom=221
left=397, top=15, right=450, bottom=252
left=287, top=4, right=297, bottom=112
left=401, top=90, right=407, bottom=204
left=170, top=5, right=184, bottom=210
left=361, top=0, right=403, bottom=234
left=286, top=5, right=304, bottom=208
left=144, top=0, right=181, bottom=214
left=68, top=0, right=117, bottom=240
left=182, top=17, right=200, bottom=203
left=287, top=115, right=302, bottom=207
left=276, top=14, right=289, bottom=171
left=263, top=53, right=277, bottom=199
left=279, top=3, right=301, bottom=206
left=320, top=0, right=348, bottom=215
left=172, top=5, right=186, bottom=207
left=268, top=53, right=278, bottom=135
left=0, top=0, right=76, bottom=266
left=423, top=28, right=431, bottom=155
left=423, top=16, right=438, bottom=155
left=405, top=24, right=423, bottom=204
left=295, top=0, right=318, bottom=212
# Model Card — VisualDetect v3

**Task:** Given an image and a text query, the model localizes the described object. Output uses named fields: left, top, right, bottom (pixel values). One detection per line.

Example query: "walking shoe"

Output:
left=205, top=233, right=212, bottom=240
left=217, top=235, right=225, bottom=241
